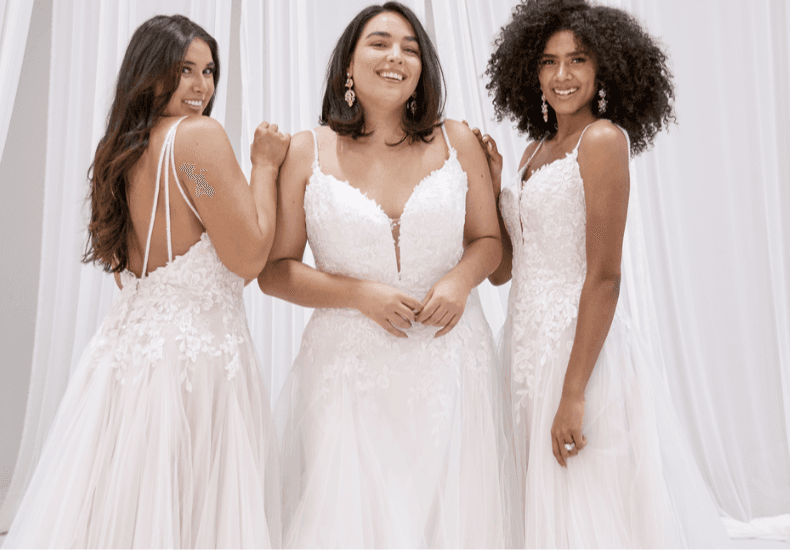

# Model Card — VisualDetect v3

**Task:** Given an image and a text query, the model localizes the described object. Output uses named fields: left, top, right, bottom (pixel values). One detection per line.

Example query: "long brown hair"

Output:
left=83, top=15, right=220, bottom=273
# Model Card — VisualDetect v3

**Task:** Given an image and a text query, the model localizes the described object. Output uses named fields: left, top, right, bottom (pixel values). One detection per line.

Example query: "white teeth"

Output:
left=379, top=71, right=404, bottom=81
left=184, top=100, right=202, bottom=106
left=553, top=88, right=578, bottom=96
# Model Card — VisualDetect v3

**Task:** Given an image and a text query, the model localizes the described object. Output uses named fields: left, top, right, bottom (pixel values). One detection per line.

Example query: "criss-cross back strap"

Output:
left=142, top=116, right=203, bottom=277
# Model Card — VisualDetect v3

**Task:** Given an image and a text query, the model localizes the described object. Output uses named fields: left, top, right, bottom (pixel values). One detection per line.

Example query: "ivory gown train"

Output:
left=276, top=125, right=519, bottom=548
left=499, top=122, right=731, bottom=548
left=3, top=117, right=280, bottom=548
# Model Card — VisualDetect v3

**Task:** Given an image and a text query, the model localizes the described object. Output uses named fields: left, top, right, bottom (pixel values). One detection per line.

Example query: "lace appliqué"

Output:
left=501, top=152, right=588, bottom=422
left=93, top=234, right=246, bottom=391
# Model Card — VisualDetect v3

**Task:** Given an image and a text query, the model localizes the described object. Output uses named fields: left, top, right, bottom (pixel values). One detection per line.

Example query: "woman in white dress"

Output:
left=4, top=15, right=286, bottom=548
left=258, top=2, right=518, bottom=547
left=474, top=0, right=732, bottom=546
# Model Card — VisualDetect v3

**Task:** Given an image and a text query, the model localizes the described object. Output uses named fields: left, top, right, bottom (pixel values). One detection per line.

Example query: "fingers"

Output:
left=380, top=320, right=408, bottom=338
left=401, top=294, right=423, bottom=314
left=572, top=429, right=586, bottom=451
left=389, top=311, right=412, bottom=330
left=433, top=313, right=459, bottom=337
left=551, top=436, right=566, bottom=468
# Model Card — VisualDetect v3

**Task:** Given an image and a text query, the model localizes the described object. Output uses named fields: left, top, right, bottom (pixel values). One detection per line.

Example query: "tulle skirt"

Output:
left=277, top=291, right=520, bottom=548
left=3, top=313, right=280, bottom=548
left=503, top=310, right=731, bottom=548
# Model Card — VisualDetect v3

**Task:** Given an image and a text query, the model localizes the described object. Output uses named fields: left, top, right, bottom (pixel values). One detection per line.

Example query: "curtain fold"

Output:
left=0, top=0, right=232, bottom=533
left=0, top=0, right=34, bottom=164
left=2, top=0, right=788, bottom=541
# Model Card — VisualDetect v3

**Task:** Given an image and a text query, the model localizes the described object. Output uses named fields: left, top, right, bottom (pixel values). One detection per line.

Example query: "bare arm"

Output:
left=258, top=130, right=422, bottom=338
left=173, top=117, right=289, bottom=280
left=416, top=120, right=502, bottom=337
left=551, top=120, right=630, bottom=467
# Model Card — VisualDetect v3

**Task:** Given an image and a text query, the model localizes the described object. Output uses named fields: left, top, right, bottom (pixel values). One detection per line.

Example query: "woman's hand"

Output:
left=463, top=121, right=503, bottom=197
left=550, top=394, right=588, bottom=467
left=353, top=280, right=423, bottom=338
left=416, top=271, right=471, bottom=337
left=250, top=121, right=291, bottom=170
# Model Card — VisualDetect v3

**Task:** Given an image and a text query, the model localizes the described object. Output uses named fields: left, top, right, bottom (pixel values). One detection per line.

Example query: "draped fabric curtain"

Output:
left=1, top=0, right=788, bottom=541
left=0, top=0, right=34, bottom=164
left=0, top=0, right=232, bottom=532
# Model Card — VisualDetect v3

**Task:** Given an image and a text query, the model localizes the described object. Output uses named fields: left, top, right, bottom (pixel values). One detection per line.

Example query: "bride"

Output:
left=4, top=14, right=286, bottom=548
left=258, top=2, right=517, bottom=547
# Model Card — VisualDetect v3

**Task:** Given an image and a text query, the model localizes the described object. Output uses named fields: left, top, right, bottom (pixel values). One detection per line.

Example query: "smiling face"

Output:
left=348, top=11, right=422, bottom=112
left=162, top=38, right=216, bottom=117
left=538, top=30, right=598, bottom=119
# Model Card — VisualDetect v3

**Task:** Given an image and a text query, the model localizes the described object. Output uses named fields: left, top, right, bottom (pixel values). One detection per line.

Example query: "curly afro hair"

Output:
left=486, top=0, right=675, bottom=156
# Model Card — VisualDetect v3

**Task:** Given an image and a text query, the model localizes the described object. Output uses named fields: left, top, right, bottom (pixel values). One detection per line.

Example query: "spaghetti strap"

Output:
left=141, top=116, right=188, bottom=277
left=439, top=122, right=455, bottom=156
left=309, top=128, right=319, bottom=167
left=573, top=120, right=632, bottom=158
left=521, top=137, right=545, bottom=173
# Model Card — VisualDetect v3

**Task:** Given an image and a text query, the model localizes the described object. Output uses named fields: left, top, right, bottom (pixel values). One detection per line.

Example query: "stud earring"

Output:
left=541, top=93, right=548, bottom=123
left=408, top=91, right=417, bottom=116
left=598, top=88, right=607, bottom=114
left=345, top=73, right=355, bottom=107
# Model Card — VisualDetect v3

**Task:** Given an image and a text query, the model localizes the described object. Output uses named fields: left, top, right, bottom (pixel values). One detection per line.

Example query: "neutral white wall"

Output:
left=0, top=0, right=51, bottom=506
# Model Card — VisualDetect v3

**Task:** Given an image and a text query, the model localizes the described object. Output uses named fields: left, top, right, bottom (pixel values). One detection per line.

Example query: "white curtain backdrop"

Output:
left=1, top=0, right=788, bottom=541
left=0, top=0, right=232, bottom=532
left=0, top=0, right=34, bottom=164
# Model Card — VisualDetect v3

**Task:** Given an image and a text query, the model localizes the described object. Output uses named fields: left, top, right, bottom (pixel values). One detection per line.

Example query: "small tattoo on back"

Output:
left=179, top=162, right=215, bottom=198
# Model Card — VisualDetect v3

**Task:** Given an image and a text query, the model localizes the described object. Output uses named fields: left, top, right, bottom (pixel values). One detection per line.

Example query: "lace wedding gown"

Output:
left=3, top=117, right=280, bottom=548
left=277, top=125, right=517, bottom=547
left=499, top=122, right=730, bottom=547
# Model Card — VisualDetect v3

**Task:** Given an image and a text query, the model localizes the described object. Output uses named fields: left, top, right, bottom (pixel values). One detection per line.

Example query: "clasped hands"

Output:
left=354, top=273, right=470, bottom=339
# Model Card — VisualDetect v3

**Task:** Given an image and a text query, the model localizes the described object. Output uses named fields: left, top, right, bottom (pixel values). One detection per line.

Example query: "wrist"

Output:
left=561, top=380, right=586, bottom=402
left=250, top=163, right=280, bottom=179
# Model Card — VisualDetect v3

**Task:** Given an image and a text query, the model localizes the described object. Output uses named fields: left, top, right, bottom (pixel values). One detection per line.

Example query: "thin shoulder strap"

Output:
left=309, top=128, right=319, bottom=167
left=573, top=120, right=632, bottom=158
left=440, top=122, right=455, bottom=155
left=573, top=121, right=599, bottom=153
left=141, top=116, right=188, bottom=277
left=169, top=125, right=203, bottom=224
left=521, top=137, right=545, bottom=172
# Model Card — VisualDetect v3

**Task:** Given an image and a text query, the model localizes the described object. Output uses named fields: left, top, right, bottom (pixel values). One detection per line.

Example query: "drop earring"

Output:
left=345, top=73, right=355, bottom=107
left=598, top=88, right=607, bottom=114
left=541, top=93, right=548, bottom=123
left=408, top=91, right=417, bottom=116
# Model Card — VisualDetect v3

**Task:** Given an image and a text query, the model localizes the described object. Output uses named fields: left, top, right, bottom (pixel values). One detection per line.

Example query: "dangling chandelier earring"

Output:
left=541, top=93, right=549, bottom=123
left=345, top=72, right=356, bottom=107
left=598, top=87, right=607, bottom=114
left=408, top=91, right=417, bottom=116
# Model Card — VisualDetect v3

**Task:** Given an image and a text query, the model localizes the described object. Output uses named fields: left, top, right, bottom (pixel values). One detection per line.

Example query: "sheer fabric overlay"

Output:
left=276, top=126, right=520, bottom=547
left=2, top=118, right=280, bottom=548
left=499, top=123, right=731, bottom=547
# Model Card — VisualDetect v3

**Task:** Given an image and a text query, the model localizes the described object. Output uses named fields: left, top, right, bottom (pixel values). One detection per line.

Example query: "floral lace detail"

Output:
left=501, top=150, right=588, bottom=421
left=298, top=129, right=491, bottom=440
left=93, top=233, right=247, bottom=391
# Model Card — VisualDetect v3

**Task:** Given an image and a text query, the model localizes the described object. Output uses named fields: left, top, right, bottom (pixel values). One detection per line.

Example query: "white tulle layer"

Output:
left=3, top=320, right=280, bottom=548
left=277, top=292, right=520, bottom=548
left=504, top=312, right=732, bottom=548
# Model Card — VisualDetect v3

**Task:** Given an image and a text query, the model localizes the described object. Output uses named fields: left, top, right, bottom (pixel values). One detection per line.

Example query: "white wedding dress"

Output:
left=3, top=117, right=280, bottom=548
left=499, top=122, right=731, bottom=547
left=276, top=125, right=519, bottom=547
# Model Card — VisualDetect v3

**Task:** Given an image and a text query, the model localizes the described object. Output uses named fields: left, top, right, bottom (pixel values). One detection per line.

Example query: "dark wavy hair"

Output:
left=83, top=15, right=220, bottom=273
left=320, top=1, right=445, bottom=145
left=486, top=0, right=675, bottom=156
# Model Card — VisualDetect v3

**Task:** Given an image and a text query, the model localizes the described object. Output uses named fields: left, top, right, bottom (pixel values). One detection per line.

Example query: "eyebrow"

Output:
left=365, top=31, right=419, bottom=43
left=540, top=50, right=588, bottom=58
left=183, top=60, right=216, bottom=66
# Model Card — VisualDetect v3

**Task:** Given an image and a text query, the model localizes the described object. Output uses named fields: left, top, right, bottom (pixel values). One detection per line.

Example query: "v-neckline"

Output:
left=309, top=151, right=456, bottom=277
